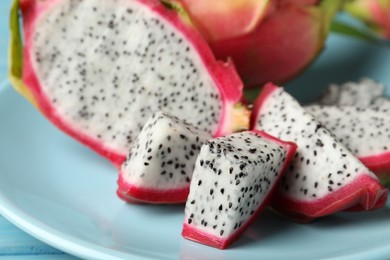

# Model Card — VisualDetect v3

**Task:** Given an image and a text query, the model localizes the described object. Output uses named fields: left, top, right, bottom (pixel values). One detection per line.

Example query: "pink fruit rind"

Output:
left=19, top=0, right=243, bottom=167
left=117, top=172, right=189, bottom=204
left=249, top=82, right=277, bottom=129
left=271, top=174, right=388, bottom=223
left=182, top=130, right=297, bottom=249
left=360, top=152, right=390, bottom=178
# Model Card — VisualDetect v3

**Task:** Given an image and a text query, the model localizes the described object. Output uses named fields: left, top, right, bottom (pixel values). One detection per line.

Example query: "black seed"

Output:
left=239, top=163, right=246, bottom=170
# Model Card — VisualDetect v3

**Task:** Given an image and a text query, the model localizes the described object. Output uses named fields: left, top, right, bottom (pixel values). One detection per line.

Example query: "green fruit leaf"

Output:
left=331, top=19, right=390, bottom=47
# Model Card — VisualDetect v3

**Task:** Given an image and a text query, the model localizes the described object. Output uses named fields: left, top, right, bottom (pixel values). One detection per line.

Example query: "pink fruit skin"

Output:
left=271, top=175, right=388, bottom=223
left=251, top=83, right=388, bottom=222
left=178, top=0, right=269, bottom=41
left=117, top=172, right=189, bottom=204
left=182, top=130, right=297, bottom=249
left=19, top=0, right=243, bottom=167
left=360, top=154, right=390, bottom=182
left=349, top=0, right=390, bottom=39
left=178, top=0, right=327, bottom=88
left=211, top=3, right=324, bottom=87
left=369, top=1, right=390, bottom=38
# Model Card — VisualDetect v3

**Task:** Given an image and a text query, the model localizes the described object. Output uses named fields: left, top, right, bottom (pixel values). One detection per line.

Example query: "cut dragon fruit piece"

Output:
left=182, top=130, right=297, bottom=249
left=11, top=0, right=246, bottom=167
left=306, top=105, right=390, bottom=182
left=117, top=111, right=211, bottom=204
left=314, top=78, right=385, bottom=107
left=251, top=83, right=388, bottom=222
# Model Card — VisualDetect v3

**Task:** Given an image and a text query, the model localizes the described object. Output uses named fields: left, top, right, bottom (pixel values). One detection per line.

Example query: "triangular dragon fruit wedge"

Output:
left=10, top=0, right=247, bottom=167
left=306, top=105, right=390, bottom=183
left=182, top=130, right=297, bottom=249
left=251, top=83, right=388, bottom=222
left=117, top=111, right=212, bottom=204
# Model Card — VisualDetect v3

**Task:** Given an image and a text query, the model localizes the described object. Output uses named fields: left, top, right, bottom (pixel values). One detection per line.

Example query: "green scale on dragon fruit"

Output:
left=117, top=111, right=212, bottom=204
left=307, top=78, right=390, bottom=183
left=11, top=0, right=245, bottom=167
left=182, top=131, right=297, bottom=249
left=250, top=83, right=387, bottom=223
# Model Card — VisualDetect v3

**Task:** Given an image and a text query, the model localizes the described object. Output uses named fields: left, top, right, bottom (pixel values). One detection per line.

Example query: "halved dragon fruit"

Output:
left=182, top=130, right=297, bottom=249
left=306, top=105, right=390, bottom=182
left=117, top=111, right=211, bottom=204
left=251, top=83, right=387, bottom=222
left=10, top=0, right=247, bottom=167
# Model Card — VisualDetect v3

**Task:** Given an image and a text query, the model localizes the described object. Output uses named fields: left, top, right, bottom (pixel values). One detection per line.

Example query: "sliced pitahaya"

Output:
left=305, top=105, right=390, bottom=182
left=10, top=0, right=248, bottom=167
left=251, top=83, right=387, bottom=222
left=117, top=111, right=211, bottom=204
left=178, top=0, right=343, bottom=87
left=182, top=130, right=297, bottom=249
left=314, top=78, right=386, bottom=107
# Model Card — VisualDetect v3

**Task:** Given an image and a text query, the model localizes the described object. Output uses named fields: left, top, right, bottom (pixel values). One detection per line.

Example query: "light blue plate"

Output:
left=1, top=2, right=390, bottom=259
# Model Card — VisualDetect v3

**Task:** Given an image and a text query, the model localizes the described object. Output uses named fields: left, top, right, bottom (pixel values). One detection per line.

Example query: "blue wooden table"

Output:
left=0, top=1, right=76, bottom=258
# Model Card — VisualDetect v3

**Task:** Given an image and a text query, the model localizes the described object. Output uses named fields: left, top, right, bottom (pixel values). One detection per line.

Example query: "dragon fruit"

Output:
left=182, top=130, right=297, bottom=249
left=306, top=79, right=390, bottom=182
left=344, top=0, right=390, bottom=39
left=117, top=111, right=211, bottom=204
left=251, top=83, right=387, bottom=222
left=305, top=105, right=390, bottom=182
left=9, top=0, right=248, bottom=167
left=177, top=0, right=343, bottom=87
left=313, top=78, right=386, bottom=107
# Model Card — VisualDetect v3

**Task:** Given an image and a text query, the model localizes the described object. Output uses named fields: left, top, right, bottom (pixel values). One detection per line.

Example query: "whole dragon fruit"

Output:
left=251, top=83, right=387, bottom=222
left=117, top=111, right=211, bottom=204
left=182, top=130, right=297, bottom=249
left=345, top=0, right=390, bottom=39
left=178, top=0, right=344, bottom=87
left=9, top=0, right=248, bottom=167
